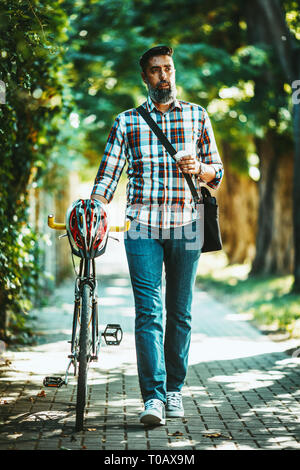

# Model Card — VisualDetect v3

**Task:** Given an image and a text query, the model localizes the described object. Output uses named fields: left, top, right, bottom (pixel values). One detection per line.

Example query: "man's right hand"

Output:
left=91, top=194, right=109, bottom=204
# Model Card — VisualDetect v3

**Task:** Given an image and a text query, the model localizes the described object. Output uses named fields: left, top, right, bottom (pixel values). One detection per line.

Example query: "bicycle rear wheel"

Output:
left=75, top=283, right=91, bottom=431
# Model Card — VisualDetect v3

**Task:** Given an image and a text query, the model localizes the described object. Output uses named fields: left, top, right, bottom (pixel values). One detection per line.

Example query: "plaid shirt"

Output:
left=91, top=96, right=223, bottom=228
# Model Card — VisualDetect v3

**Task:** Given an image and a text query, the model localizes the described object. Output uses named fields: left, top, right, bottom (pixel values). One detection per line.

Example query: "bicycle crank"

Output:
left=43, top=357, right=74, bottom=388
left=102, top=324, right=123, bottom=346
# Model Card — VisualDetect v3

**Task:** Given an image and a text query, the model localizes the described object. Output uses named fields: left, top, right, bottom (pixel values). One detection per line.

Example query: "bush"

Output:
left=0, top=1, right=70, bottom=343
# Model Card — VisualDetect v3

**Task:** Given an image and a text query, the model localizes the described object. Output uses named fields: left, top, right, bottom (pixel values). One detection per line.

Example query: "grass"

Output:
left=196, top=253, right=300, bottom=338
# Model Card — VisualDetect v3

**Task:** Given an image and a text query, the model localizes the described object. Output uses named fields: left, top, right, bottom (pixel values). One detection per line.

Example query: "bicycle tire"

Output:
left=92, top=298, right=99, bottom=357
left=75, top=283, right=90, bottom=431
left=71, top=299, right=80, bottom=376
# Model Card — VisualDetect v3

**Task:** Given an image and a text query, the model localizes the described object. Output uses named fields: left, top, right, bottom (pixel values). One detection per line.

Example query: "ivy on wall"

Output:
left=0, top=1, right=71, bottom=343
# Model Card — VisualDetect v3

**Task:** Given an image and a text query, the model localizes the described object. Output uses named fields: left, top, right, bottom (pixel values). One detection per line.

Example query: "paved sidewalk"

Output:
left=1, top=244, right=300, bottom=451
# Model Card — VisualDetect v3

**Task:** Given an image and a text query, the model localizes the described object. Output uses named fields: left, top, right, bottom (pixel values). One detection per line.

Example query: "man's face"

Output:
left=142, top=55, right=177, bottom=104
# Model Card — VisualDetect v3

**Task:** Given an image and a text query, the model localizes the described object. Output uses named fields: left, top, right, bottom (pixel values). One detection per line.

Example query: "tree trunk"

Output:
left=218, top=142, right=258, bottom=264
left=250, top=132, right=279, bottom=274
left=251, top=132, right=293, bottom=274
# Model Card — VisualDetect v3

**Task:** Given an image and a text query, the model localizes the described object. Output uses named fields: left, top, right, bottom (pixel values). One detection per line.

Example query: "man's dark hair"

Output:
left=139, top=45, right=173, bottom=73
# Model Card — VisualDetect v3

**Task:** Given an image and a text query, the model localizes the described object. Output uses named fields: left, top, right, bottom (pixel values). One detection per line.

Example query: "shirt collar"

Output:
left=145, top=95, right=182, bottom=113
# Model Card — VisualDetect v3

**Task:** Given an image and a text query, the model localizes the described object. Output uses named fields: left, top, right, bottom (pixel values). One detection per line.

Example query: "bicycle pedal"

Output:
left=102, top=324, right=123, bottom=346
left=43, top=376, right=65, bottom=388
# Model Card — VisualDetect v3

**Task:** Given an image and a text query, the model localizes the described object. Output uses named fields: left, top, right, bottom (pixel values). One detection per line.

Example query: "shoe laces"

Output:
left=166, top=392, right=182, bottom=407
left=145, top=398, right=164, bottom=410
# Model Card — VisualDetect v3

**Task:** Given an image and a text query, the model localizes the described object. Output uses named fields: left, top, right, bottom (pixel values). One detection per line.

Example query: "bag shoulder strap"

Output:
left=136, top=105, right=201, bottom=204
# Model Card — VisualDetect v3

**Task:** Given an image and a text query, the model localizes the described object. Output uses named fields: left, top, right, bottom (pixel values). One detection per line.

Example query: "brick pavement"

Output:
left=1, top=267, right=300, bottom=451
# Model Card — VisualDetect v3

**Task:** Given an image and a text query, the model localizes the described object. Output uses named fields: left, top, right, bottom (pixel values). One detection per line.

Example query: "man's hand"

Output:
left=176, top=154, right=201, bottom=175
left=91, top=194, right=108, bottom=204
left=175, top=153, right=216, bottom=183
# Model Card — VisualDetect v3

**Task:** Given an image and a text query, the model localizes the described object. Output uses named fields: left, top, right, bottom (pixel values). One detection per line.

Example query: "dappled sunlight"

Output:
left=1, top=272, right=299, bottom=450
left=22, top=411, right=68, bottom=423
left=105, top=399, right=124, bottom=408
left=2, top=339, right=300, bottom=450
left=274, top=357, right=300, bottom=367
left=209, top=370, right=281, bottom=391
left=87, top=376, right=107, bottom=385
left=168, top=439, right=197, bottom=448
left=105, top=286, right=132, bottom=296
left=188, top=335, right=299, bottom=364
left=98, top=296, right=126, bottom=307
left=61, top=303, right=74, bottom=314
left=200, top=402, right=221, bottom=408
left=182, top=386, right=206, bottom=397
left=5, top=433, right=23, bottom=441
left=225, top=313, right=254, bottom=322
left=197, top=254, right=250, bottom=281
left=197, top=252, right=229, bottom=276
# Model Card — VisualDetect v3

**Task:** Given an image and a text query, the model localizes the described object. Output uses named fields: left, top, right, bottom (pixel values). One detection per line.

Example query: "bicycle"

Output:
left=43, top=198, right=130, bottom=432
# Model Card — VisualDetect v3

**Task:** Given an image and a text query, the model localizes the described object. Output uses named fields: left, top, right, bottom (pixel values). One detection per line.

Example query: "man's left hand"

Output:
left=176, top=155, right=201, bottom=175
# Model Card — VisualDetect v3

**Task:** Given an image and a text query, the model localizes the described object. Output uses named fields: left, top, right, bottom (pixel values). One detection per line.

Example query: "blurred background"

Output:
left=0, top=0, right=299, bottom=344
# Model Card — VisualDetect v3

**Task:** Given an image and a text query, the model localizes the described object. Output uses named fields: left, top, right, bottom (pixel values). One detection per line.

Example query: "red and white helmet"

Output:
left=66, top=199, right=108, bottom=258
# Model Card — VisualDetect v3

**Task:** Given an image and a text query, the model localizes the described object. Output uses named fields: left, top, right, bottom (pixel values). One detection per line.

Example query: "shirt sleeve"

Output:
left=197, top=109, right=224, bottom=190
left=91, top=115, right=127, bottom=202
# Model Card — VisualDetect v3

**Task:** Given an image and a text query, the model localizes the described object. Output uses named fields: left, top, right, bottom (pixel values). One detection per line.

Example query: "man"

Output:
left=91, top=45, right=223, bottom=425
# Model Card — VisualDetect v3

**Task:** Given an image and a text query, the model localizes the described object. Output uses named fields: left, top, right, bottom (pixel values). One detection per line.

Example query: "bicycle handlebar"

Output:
left=47, top=215, right=131, bottom=232
left=109, top=220, right=131, bottom=232
left=48, top=215, right=66, bottom=230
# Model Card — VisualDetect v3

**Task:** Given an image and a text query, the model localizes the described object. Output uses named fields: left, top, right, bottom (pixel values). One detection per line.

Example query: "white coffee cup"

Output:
left=173, top=150, right=189, bottom=162
left=174, top=140, right=197, bottom=162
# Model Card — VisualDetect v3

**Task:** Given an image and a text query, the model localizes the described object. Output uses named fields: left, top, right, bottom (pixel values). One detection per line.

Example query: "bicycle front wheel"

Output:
left=75, top=283, right=91, bottom=431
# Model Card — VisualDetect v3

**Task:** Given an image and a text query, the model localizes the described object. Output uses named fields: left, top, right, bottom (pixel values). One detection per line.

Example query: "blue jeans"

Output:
left=124, top=220, right=202, bottom=404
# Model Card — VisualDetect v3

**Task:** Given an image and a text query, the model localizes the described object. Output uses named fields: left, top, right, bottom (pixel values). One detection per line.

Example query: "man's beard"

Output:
left=146, top=79, right=177, bottom=104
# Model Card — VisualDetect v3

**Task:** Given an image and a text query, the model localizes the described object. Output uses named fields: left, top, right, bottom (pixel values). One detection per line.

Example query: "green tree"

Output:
left=0, top=1, right=70, bottom=342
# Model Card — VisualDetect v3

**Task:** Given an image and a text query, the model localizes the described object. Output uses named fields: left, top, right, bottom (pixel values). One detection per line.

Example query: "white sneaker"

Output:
left=166, top=391, right=184, bottom=417
left=140, top=398, right=166, bottom=425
